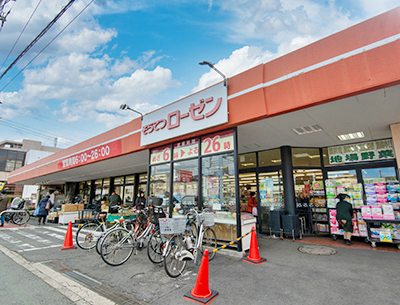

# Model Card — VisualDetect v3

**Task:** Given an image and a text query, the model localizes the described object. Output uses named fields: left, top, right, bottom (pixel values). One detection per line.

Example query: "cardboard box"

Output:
left=101, top=204, right=109, bottom=212
left=76, top=204, right=84, bottom=211
left=61, top=204, right=78, bottom=212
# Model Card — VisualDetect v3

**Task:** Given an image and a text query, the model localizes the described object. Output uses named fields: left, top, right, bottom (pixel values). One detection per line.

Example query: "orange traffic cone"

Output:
left=60, top=221, right=77, bottom=251
left=184, top=249, right=219, bottom=304
left=242, top=226, right=266, bottom=264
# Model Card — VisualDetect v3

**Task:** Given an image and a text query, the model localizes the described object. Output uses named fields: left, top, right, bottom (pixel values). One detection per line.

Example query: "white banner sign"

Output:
left=141, top=82, right=227, bottom=146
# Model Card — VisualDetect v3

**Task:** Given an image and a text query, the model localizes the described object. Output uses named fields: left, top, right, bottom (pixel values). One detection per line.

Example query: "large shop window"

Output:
left=172, top=159, right=198, bottom=215
left=238, top=153, right=256, bottom=170
left=78, top=181, right=91, bottom=203
left=150, top=163, right=171, bottom=209
left=202, top=153, right=236, bottom=218
left=258, top=149, right=281, bottom=167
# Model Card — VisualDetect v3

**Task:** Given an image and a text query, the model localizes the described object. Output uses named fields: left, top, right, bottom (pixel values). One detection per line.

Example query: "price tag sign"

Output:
left=201, top=129, right=234, bottom=156
left=150, top=145, right=171, bottom=165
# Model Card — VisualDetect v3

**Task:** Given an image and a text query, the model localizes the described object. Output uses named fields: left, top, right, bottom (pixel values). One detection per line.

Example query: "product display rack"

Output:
left=364, top=218, right=400, bottom=249
left=310, top=190, right=328, bottom=233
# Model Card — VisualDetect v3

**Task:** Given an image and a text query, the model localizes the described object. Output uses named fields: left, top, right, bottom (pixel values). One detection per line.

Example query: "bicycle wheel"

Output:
left=12, top=211, right=30, bottom=225
left=76, top=222, right=105, bottom=250
left=147, top=229, right=164, bottom=264
left=100, top=228, right=134, bottom=266
left=96, top=233, right=106, bottom=255
left=164, top=234, right=187, bottom=278
left=201, top=227, right=217, bottom=261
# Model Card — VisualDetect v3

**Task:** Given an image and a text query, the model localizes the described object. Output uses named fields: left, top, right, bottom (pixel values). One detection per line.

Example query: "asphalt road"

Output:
left=0, top=218, right=399, bottom=305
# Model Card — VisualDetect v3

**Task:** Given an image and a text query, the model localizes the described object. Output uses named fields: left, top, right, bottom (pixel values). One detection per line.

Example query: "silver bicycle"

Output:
left=162, top=209, right=217, bottom=278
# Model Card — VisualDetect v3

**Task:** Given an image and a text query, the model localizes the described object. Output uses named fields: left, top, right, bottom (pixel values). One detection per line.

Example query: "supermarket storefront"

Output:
left=7, top=7, right=400, bottom=250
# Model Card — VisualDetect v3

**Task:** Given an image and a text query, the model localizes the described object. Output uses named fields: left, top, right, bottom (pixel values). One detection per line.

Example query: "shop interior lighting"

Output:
left=293, top=124, right=323, bottom=135
left=241, top=162, right=255, bottom=166
left=337, top=131, right=365, bottom=141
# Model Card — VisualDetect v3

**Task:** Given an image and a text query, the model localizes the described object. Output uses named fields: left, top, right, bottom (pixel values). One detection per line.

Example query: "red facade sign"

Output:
left=58, top=140, right=122, bottom=170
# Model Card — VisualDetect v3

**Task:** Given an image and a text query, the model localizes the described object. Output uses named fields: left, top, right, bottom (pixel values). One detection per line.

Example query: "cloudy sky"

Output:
left=0, top=0, right=399, bottom=148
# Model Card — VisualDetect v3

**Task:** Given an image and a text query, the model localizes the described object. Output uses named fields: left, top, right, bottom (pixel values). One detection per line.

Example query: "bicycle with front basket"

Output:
left=162, top=208, right=217, bottom=278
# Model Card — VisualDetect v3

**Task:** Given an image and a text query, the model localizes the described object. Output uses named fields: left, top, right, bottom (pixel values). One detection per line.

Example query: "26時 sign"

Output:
left=328, top=139, right=394, bottom=165
left=141, top=82, right=227, bottom=146
left=58, top=140, right=122, bottom=170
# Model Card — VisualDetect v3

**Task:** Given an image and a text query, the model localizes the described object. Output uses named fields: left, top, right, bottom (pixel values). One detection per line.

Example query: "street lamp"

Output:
left=120, top=104, right=143, bottom=120
left=199, top=61, right=227, bottom=87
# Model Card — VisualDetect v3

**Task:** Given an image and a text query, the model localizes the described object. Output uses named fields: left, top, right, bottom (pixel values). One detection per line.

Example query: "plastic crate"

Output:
left=107, top=214, right=137, bottom=223
left=159, top=218, right=186, bottom=234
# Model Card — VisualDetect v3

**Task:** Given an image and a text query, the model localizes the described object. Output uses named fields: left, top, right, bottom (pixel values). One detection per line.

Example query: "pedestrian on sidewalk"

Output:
left=37, top=195, right=53, bottom=225
left=336, top=193, right=353, bottom=245
left=0, top=190, right=10, bottom=227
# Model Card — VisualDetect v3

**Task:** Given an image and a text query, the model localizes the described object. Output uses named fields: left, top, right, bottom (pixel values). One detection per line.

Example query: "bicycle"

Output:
left=162, top=209, right=217, bottom=278
left=3, top=200, right=31, bottom=225
left=99, top=208, right=163, bottom=266
left=76, top=211, right=135, bottom=251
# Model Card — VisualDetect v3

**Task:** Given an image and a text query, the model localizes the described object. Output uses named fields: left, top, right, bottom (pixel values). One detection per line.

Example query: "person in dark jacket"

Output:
left=135, top=191, right=146, bottom=210
left=37, top=195, right=53, bottom=225
left=0, top=190, right=10, bottom=227
left=336, top=193, right=353, bottom=245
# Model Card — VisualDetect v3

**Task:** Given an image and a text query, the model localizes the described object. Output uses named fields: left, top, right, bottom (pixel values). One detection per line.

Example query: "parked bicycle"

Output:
left=162, top=208, right=217, bottom=278
left=99, top=207, right=166, bottom=266
left=3, top=199, right=30, bottom=225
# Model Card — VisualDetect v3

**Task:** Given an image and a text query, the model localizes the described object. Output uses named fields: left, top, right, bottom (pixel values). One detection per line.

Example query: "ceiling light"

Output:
left=293, top=124, right=323, bottom=135
left=337, top=132, right=365, bottom=141
left=293, top=153, right=310, bottom=158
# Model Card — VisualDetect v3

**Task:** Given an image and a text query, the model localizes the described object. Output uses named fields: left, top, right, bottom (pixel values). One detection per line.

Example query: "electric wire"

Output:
left=0, top=117, right=78, bottom=144
left=0, top=0, right=43, bottom=72
left=0, top=0, right=96, bottom=92
left=0, top=0, right=76, bottom=82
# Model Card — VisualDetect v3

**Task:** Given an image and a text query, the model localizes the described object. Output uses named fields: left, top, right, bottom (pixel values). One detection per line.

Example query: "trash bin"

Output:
left=282, top=214, right=301, bottom=241
left=270, top=209, right=284, bottom=239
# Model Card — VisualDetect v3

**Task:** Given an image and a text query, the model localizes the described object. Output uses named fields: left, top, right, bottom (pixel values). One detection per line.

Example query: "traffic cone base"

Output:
left=243, top=226, right=266, bottom=264
left=242, top=256, right=266, bottom=265
left=184, top=290, right=219, bottom=305
left=60, top=221, right=77, bottom=251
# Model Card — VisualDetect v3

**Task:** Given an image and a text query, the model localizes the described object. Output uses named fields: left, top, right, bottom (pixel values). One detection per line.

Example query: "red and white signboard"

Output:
left=141, top=82, right=227, bottom=146
left=150, top=145, right=171, bottom=165
left=201, top=129, right=234, bottom=155
left=174, top=169, right=193, bottom=182
left=173, top=138, right=199, bottom=160
left=58, top=140, right=122, bottom=170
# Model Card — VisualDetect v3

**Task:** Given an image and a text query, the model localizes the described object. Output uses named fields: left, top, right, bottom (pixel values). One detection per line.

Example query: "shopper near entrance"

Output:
left=247, top=191, right=257, bottom=216
left=37, top=195, right=53, bottom=225
left=135, top=191, right=146, bottom=210
left=336, top=193, right=353, bottom=245
left=0, top=190, right=10, bottom=227
left=109, top=190, right=122, bottom=213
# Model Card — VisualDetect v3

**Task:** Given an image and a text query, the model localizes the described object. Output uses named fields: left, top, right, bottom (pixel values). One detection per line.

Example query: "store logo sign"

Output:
left=141, top=82, right=227, bottom=146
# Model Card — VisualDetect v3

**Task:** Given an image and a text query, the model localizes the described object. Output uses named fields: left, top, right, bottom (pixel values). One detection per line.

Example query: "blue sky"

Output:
left=0, top=0, right=399, bottom=148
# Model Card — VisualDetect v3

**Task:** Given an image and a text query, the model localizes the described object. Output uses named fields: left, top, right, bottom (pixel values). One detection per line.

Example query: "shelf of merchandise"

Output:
left=363, top=218, right=400, bottom=249
left=310, top=191, right=328, bottom=233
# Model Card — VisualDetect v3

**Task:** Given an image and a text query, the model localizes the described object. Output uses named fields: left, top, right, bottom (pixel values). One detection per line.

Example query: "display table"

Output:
left=363, top=218, right=400, bottom=249
left=58, top=211, right=79, bottom=224
left=213, top=213, right=256, bottom=251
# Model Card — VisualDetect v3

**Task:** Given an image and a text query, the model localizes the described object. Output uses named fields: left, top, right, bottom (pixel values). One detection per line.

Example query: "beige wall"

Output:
left=390, top=123, right=400, bottom=172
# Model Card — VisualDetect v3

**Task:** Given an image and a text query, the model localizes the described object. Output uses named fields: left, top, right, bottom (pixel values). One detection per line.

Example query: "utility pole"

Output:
left=54, top=137, right=57, bottom=148
left=0, top=0, right=15, bottom=32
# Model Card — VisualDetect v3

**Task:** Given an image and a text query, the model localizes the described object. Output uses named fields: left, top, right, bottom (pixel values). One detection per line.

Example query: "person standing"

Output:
left=135, top=191, right=146, bottom=210
left=0, top=190, right=10, bottom=227
left=109, top=190, right=122, bottom=213
left=336, top=193, right=353, bottom=245
left=247, top=191, right=257, bottom=216
left=37, top=195, right=53, bottom=225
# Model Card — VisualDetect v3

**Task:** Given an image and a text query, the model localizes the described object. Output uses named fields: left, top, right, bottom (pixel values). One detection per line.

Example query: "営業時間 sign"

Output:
left=58, top=140, right=122, bottom=170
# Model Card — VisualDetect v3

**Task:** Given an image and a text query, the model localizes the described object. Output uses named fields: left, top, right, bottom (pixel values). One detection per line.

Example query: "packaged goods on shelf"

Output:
left=361, top=206, right=372, bottom=219
left=382, top=205, right=395, bottom=220
left=371, top=206, right=383, bottom=219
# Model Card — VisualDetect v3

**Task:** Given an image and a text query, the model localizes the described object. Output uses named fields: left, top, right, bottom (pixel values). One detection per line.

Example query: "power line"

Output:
left=0, top=0, right=43, bottom=72
left=0, top=117, right=77, bottom=144
left=0, top=0, right=96, bottom=92
left=0, top=0, right=76, bottom=82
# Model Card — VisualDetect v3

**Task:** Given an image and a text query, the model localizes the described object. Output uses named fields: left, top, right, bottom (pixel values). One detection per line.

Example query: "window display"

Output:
left=172, top=159, right=198, bottom=215
left=149, top=163, right=170, bottom=209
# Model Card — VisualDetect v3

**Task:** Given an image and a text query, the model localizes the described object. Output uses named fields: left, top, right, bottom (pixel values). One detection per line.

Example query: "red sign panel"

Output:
left=201, top=129, right=234, bottom=156
left=174, top=169, right=193, bottom=182
left=150, top=145, right=171, bottom=165
left=58, top=140, right=122, bottom=170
